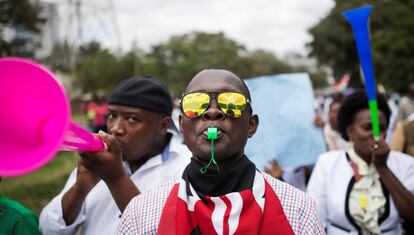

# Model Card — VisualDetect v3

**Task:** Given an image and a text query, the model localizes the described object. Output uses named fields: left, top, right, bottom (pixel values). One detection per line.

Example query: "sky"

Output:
left=46, top=0, right=335, bottom=57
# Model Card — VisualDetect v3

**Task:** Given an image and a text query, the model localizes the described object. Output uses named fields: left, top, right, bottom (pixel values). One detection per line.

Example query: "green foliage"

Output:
left=43, top=40, right=73, bottom=73
left=308, top=0, right=414, bottom=92
left=0, top=0, right=44, bottom=57
left=143, top=32, right=247, bottom=94
left=74, top=41, right=136, bottom=93
left=76, top=49, right=119, bottom=92
left=310, top=69, right=329, bottom=88
left=143, top=31, right=304, bottom=96
left=50, top=32, right=326, bottom=95
left=241, top=50, right=296, bottom=77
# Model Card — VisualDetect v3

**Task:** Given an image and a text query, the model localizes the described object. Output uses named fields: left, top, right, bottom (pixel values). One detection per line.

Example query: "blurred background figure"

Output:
left=396, top=82, right=414, bottom=122
left=390, top=83, right=414, bottom=158
left=322, top=92, right=353, bottom=151
left=384, top=91, right=400, bottom=145
left=86, top=93, right=108, bottom=133
left=391, top=113, right=414, bottom=156
left=307, top=90, right=414, bottom=235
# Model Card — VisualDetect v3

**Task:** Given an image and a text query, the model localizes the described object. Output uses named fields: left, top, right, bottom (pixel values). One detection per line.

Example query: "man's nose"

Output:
left=202, top=100, right=225, bottom=120
left=109, top=118, right=125, bottom=136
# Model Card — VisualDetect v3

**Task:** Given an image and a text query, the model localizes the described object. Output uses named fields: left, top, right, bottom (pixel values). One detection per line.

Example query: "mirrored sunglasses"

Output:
left=181, top=92, right=250, bottom=119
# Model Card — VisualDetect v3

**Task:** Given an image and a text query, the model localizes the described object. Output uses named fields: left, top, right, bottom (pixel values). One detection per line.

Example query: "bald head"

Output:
left=179, top=68, right=259, bottom=170
left=186, top=69, right=251, bottom=100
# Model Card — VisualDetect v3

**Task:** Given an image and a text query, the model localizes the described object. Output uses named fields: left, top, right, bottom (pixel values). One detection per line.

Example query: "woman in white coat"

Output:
left=307, top=90, right=414, bottom=235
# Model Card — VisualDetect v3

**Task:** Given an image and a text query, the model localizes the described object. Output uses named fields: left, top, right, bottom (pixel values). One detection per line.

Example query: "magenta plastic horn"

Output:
left=0, top=58, right=104, bottom=177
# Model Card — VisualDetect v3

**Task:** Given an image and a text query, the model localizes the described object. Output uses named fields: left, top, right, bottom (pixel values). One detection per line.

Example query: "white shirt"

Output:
left=39, top=135, right=192, bottom=235
left=307, top=150, right=414, bottom=235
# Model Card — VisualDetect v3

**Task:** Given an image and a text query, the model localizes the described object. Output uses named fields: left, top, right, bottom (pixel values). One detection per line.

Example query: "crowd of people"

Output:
left=1, top=69, right=414, bottom=234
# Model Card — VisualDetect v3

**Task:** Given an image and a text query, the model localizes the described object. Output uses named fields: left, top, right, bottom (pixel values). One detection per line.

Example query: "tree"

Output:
left=239, top=49, right=296, bottom=78
left=143, top=31, right=247, bottom=94
left=75, top=42, right=123, bottom=92
left=308, top=0, right=414, bottom=92
left=68, top=32, right=326, bottom=95
left=73, top=41, right=145, bottom=93
left=143, top=31, right=301, bottom=95
left=0, top=0, right=44, bottom=57
left=43, top=41, right=73, bottom=73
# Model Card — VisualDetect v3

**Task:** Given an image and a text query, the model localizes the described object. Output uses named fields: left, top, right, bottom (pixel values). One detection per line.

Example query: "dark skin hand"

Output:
left=313, top=111, right=325, bottom=128
left=371, top=138, right=414, bottom=224
left=263, top=159, right=283, bottom=179
left=62, top=131, right=139, bottom=225
left=78, top=132, right=125, bottom=182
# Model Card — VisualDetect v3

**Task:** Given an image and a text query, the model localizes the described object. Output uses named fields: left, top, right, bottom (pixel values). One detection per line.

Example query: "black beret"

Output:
left=108, top=77, right=172, bottom=115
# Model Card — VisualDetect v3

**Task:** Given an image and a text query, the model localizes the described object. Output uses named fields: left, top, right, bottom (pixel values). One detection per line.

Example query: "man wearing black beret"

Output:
left=40, top=77, right=192, bottom=235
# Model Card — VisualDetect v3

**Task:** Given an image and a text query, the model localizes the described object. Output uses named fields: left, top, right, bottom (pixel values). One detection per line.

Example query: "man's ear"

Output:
left=248, top=114, right=259, bottom=138
left=160, top=116, right=172, bottom=135
left=179, top=114, right=184, bottom=133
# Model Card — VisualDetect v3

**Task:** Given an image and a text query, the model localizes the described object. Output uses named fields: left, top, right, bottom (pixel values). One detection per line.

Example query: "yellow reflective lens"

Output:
left=218, top=92, right=247, bottom=118
left=181, top=92, right=248, bottom=119
left=182, top=93, right=210, bottom=118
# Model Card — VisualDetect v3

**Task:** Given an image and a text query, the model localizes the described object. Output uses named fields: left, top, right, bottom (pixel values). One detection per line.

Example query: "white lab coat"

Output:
left=307, top=150, right=414, bottom=235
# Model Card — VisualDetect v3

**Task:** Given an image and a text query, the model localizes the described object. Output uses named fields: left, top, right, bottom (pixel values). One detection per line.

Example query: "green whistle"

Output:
left=200, top=127, right=220, bottom=173
left=207, top=127, right=218, bottom=140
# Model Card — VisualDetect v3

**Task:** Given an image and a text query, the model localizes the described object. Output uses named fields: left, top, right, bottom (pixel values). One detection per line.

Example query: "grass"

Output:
left=0, top=151, right=79, bottom=215
left=0, top=114, right=88, bottom=216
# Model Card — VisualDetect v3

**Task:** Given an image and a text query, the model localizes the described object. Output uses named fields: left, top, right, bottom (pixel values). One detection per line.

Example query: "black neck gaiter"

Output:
left=182, top=155, right=257, bottom=199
